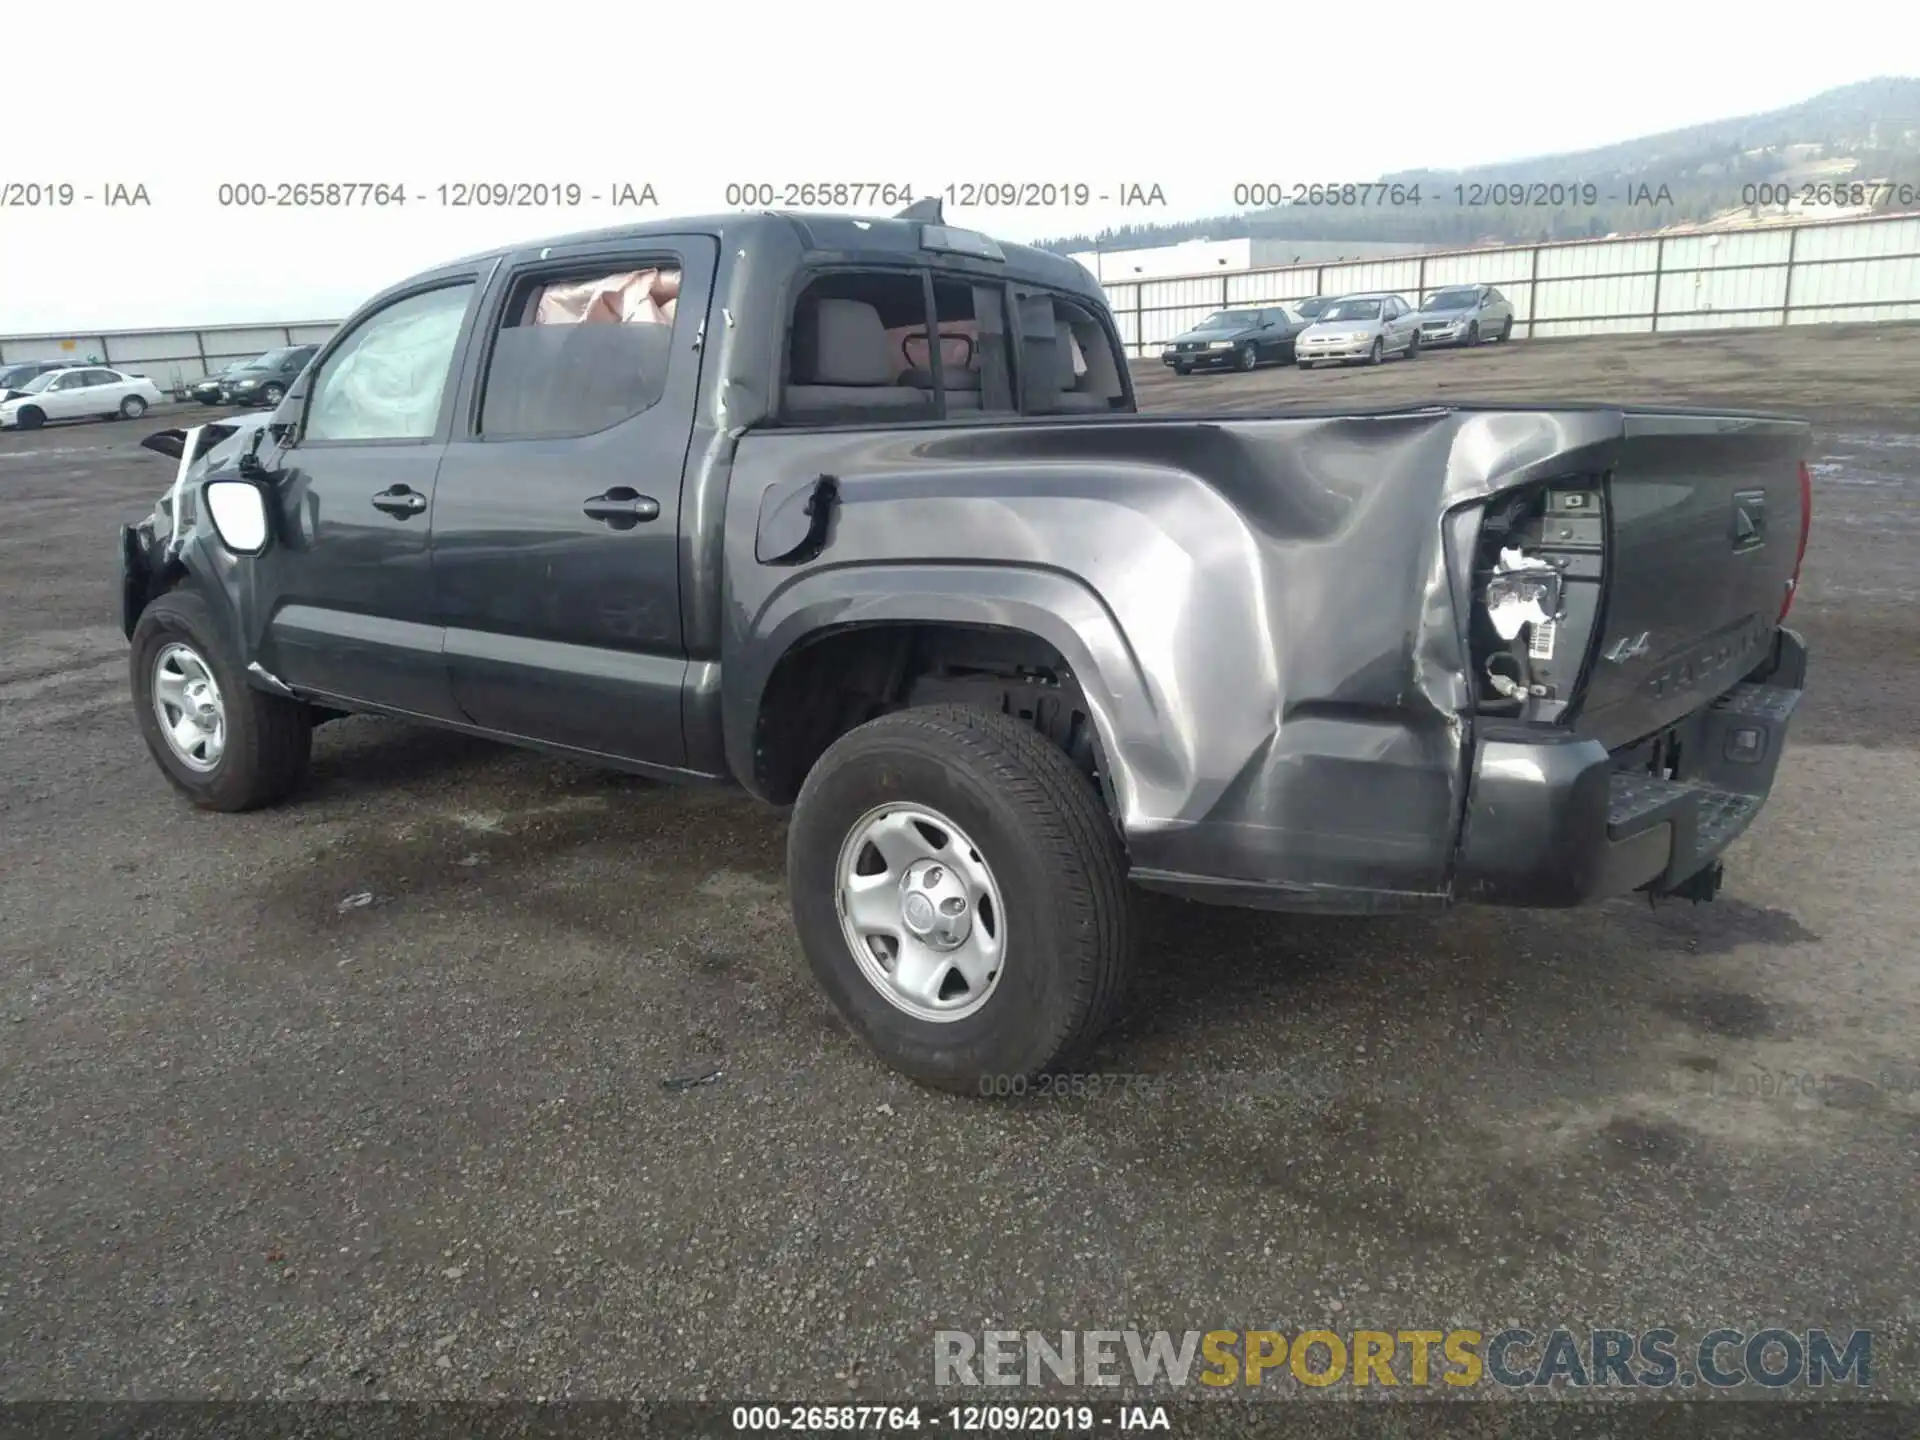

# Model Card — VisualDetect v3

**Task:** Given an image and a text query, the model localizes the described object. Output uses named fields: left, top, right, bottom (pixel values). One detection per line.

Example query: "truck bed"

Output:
left=725, top=401, right=1811, bottom=911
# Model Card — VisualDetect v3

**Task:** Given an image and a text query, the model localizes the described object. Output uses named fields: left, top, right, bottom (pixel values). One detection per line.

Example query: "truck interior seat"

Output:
left=1050, top=320, right=1109, bottom=412
left=785, top=299, right=930, bottom=418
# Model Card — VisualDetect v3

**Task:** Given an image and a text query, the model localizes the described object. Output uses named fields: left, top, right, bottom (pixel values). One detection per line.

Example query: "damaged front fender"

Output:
left=120, top=416, right=276, bottom=642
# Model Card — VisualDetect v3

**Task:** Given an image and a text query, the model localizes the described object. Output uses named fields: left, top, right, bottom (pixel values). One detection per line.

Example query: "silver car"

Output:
left=1294, top=293, right=1422, bottom=368
left=1414, top=284, right=1516, bottom=347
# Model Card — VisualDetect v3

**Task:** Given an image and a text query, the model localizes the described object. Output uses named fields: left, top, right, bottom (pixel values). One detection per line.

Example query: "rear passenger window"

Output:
left=782, top=271, right=939, bottom=425
left=478, top=264, right=681, bottom=439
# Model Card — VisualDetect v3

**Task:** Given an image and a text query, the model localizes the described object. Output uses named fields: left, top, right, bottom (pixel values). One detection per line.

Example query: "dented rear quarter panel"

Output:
left=724, top=405, right=1649, bottom=909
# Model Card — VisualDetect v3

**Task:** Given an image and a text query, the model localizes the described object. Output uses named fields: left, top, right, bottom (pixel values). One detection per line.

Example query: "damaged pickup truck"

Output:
left=119, top=203, right=1813, bottom=1092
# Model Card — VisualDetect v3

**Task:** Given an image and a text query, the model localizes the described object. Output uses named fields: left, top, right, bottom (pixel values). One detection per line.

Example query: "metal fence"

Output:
left=6, top=212, right=1918, bottom=378
left=1103, top=211, right=1920, bottom=357
left=0, top=321, right=339, bottom=397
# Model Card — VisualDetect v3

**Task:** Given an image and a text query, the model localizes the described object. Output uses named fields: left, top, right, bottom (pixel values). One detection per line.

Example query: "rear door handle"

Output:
left=583, top=487, right=660, bottom=526
left=371, top=486, right=427, bottom=517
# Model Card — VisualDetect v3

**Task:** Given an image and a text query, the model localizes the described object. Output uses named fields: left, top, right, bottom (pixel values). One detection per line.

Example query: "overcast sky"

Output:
left=2, top=0, right=1915, bottom=334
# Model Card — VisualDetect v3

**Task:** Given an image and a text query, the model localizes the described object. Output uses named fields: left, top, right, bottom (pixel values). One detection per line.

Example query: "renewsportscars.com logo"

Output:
left=933, top=1327, right=1872, bottom=1391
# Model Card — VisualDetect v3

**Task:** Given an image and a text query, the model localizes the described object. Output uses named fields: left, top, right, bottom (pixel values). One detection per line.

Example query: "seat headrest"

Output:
left=793, top=299, right=894, bottom=387
left=1052, top=321, right=1084, bottom=390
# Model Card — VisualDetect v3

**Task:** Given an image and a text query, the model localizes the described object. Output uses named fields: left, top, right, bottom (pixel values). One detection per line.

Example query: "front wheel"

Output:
left=131, top=589, right=313, bottom=812
left=1173, top=363, right=1192, bottom=376
left=787, top=704, right=1132, bottom=1094
left=1465, top=321, right=1481, bottom=348
left=14, top=405, right=45, bottom=430
left=1368, top=338, right=1384, bottom=366
left=262, top=383, right=285, bottom=406
left=1236, top=345, right=1258, bottom=372
left=1496, top=317, right=1514, bottom=342
left=1404, top=331, right=1421, bottom=360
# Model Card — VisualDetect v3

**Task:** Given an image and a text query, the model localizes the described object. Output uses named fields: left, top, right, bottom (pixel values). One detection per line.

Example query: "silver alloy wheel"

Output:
left=120, top=395, right=147, bottom=418
left=151, top=642, right=227, bottom=772
left=835, top=803, right=1007, bottom=1023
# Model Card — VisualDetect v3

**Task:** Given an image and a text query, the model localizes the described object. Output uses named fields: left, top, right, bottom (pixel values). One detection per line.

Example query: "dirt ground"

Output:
left=2, top=323, right=1917, bottom=1405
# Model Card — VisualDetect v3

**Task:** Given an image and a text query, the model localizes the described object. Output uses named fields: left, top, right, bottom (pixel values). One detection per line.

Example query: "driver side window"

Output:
left=303, top=283, right=475, bottom=443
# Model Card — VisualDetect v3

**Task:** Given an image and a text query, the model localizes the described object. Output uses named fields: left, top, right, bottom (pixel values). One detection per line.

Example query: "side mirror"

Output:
left=203, top=478, right=273, bottom=556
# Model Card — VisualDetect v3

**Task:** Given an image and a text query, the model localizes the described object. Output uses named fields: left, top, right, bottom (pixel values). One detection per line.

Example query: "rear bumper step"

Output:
left=1606, top=678, right=1801, bottom=889
left=1454, top=634, right=1806, bottom=907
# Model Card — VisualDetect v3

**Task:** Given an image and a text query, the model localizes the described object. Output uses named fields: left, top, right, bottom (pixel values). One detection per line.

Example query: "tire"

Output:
left=130, top=589, right=312, bottom=812
left=1368, top=338, right=1384, bottom=366
left=788, top=703, right=1132, bottom=1094
left=119, top=394, right=148, bottom=419
left=15, top=405, right=44, bottom=430
left=1297, top=360, right=1313, bottom=370
left=262, top=384, right=285, bottom=406
left=1496, top=317, right=1514, bottom=343
left=1405, top=331, right=1421, bottom=360
left=1173, top=364, right=1191, bottom=376
left=1236, top=345, right=1258, bottom=372
left=1465, top=321, right=1481, bottom=348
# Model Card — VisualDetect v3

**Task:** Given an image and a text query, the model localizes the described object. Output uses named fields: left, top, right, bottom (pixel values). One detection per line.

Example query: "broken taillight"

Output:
left=1780, top=459, right=1812, bottom=621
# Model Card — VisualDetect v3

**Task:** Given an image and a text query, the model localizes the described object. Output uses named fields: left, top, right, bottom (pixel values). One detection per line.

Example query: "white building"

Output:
left=1068, top=236, right=1440, bottom=283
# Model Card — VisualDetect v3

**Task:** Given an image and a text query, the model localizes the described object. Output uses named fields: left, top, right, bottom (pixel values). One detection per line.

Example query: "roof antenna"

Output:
left=895, top=195, right=944, bottom=224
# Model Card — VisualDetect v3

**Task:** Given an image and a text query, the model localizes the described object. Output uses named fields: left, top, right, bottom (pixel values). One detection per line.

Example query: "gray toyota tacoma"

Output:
left=119, top=202, right=1813, bottom=1093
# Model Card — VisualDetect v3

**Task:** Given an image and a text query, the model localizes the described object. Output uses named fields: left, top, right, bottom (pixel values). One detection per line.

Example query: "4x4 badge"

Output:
left=1732, top=488, right=1767, bottom=552
left=1604, top=632, right=1652, bottom=663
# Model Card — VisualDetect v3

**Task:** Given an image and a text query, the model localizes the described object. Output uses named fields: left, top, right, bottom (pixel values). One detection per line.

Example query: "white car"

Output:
left=1293, top=293, right=1423, bottom=368
left=0, top=366, right=165, bottom=430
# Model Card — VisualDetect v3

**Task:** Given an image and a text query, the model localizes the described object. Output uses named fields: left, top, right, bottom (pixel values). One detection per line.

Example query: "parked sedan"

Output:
left=1160, top=307, right=1304, bottom=374
left=0, top=367, right=164, bottom=429
left=1415, top=284, right=1516, bottom=347
left=216, top=345, right=319, bottom=408
left=0, top=358, right=98, bottom=397
left=187, top=357, right=267, bottom=406
left=1294, top=293, right=1422, bottom=367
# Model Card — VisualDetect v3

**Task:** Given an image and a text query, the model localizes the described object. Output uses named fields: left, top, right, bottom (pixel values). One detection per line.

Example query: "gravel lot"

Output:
left=2, top=323, right=1917, bottom=1402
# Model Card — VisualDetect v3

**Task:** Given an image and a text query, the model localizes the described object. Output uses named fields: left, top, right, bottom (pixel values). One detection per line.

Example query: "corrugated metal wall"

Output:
left=5, top=213, right=1917, bottom=377
left=1104, top=212, right=1920, bottom=356
left=0, top=322, right=338, bottom=396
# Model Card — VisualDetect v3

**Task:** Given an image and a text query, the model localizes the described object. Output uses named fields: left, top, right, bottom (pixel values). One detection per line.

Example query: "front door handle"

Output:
left=583, top=487, right=661, bottom=527
left=371, top=486, right=427, bottom=518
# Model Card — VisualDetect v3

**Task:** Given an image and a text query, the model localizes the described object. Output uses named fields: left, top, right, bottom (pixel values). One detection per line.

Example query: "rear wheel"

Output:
left=130, top=589, right=313, bottom=812
left=787, top=704, right=1132, bottom=1094
left=118, top=394, right=148, bottom=419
